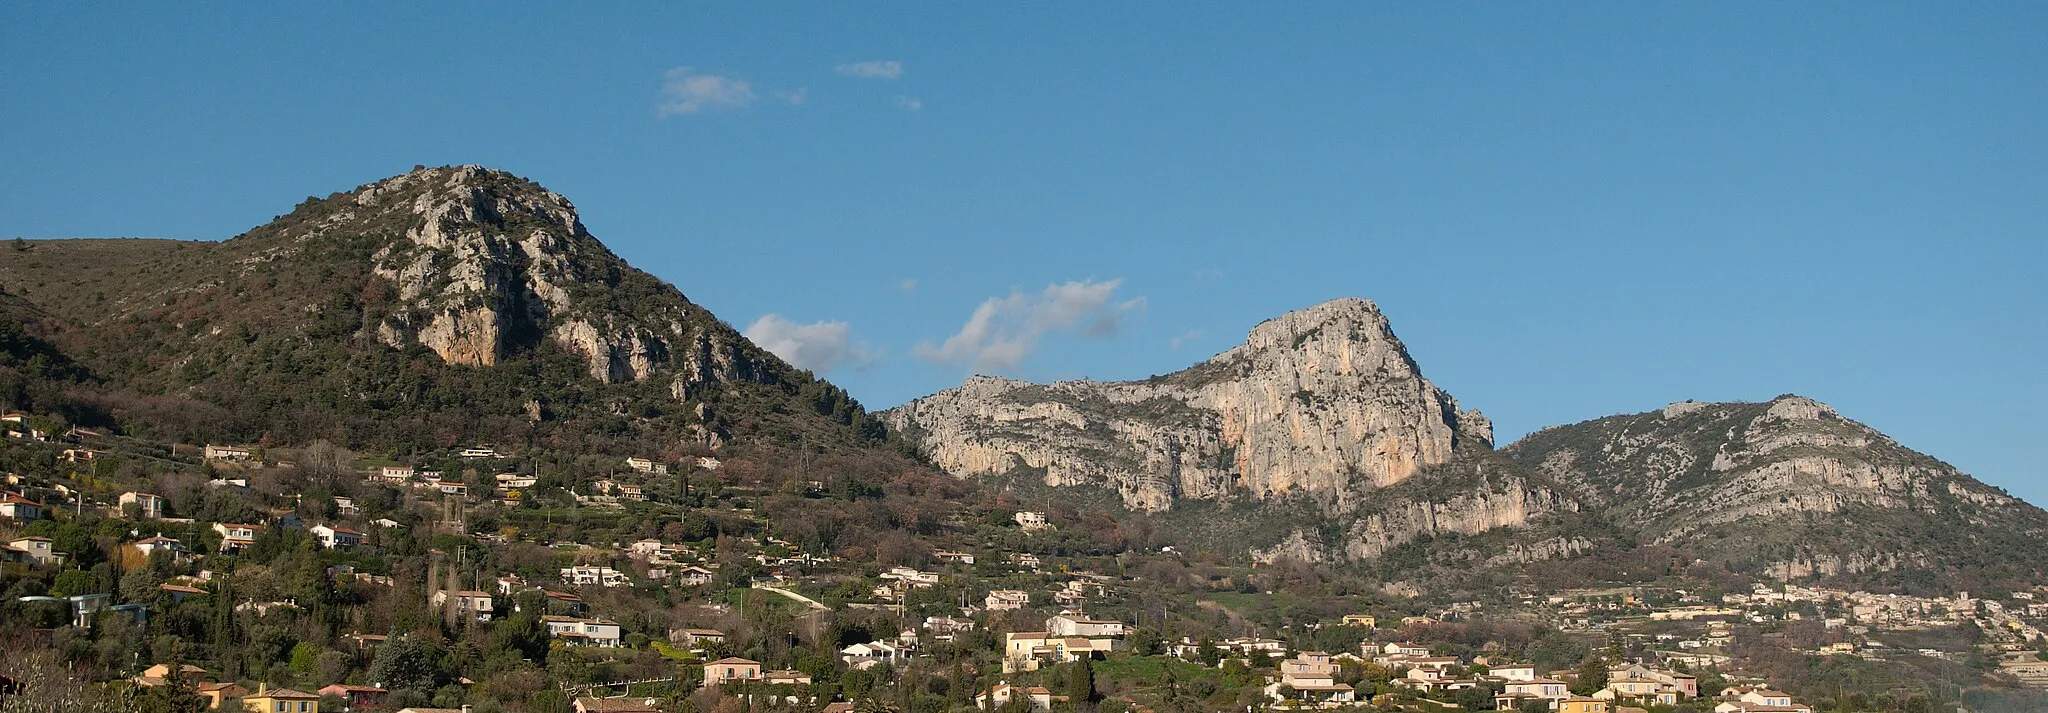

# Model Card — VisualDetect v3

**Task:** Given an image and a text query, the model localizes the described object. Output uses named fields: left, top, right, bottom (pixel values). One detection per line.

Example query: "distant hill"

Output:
left=0, top=165, right=897, bottom=462
left=1500, top=396, right=2048, bottom=592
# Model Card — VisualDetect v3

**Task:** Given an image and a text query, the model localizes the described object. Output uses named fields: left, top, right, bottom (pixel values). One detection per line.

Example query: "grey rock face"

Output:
left=333, top=166, right=757, bottom=392
left=884, top=298, right=1489, bottom=511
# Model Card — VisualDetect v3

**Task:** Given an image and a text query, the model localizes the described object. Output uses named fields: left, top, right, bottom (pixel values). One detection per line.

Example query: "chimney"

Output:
left=462, top=707, right=473, bottom=713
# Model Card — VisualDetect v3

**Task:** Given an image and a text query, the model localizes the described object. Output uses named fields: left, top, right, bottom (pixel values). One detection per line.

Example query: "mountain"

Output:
left=883, top=298, right=1495, bottom=512
left=1500, top=395, right=2048, bottom=590
left=890, top=298, right=2048, bottom=590
left=0, top=165, right=892, bottom=458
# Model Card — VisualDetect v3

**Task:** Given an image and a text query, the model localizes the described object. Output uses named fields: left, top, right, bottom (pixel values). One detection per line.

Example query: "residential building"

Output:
left=1496, top=679, right=1572, bottom=711
left=1014, top=511, right=1051, bottom=531
left=672, top=628, right=726, bottom=647
left=1046, top=614, right=1126, bottom=638
left=705, top=657, right=763, bottom=686
left=213, top=523, right=262, bottom=552
left=625, top=457, right=669, bottom=475
left=8, top=536, right=62, bottom=566
left=542, top=616, right=623, bottom=647
left=204, top=445, right=255, bottom=462
left=1266, top=651, right=1355, bottom=706
left=977, top=684, right=1066, bottom=712
left=310, top=525, right=365, bottom=549
left=333, top=496, right=356, bottom=516
left=986, top=589, right=1030, bottom=611
left=119, top=492, right=166, bottom=519
left=574, top=698, right=662, bottom=713
left=496, top=472, right=537, bottom=490
left=842, top=641, right=904, bottom=669
left=0, top=491, right=44, bottom=520
left=316, top=685, right=386, bottom=710
left=561, top=565, right=627, bottom=587
left=242, top=683, right=320, bottom=713
left=374, top=466, right=415, bottom=483
left=1560, top=698, right=1611, bottom=713
left=458, top=447, right=502, bottom=458
left=1341, top=614, right=1377, bottom=627
left=431, top=590, right=496, bottom=621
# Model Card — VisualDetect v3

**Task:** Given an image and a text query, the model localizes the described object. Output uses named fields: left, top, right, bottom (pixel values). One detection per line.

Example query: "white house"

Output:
left=1266, top=651, right=1355, bottom=705
left=986, top=589, right=1030, bottom=611
left=119, top=492, right=166, bottom=519
left=543, top=616, right=622, bottom=647
left=458, top=447, right=502, bottom=459
left=1046, top=614, right=1126, bottom=638
left=432, top=590, right=495, bottom=622
left=0, top=491, right=44, bottom=520
left=677, top=566, right=716, bottom=586
left=1014, top=512, right=1051, bottom=531
left=561, top=565, right=627, bottom=588
left=496, top=472, right=537, bottom=490
left=7, top=537, right=62, bottom=566
left=841, top=641, right=904, bottom=668
left=311, top=525, right=365, bottom=549
left=212, top=523, right=261, bottom=552
left=374, top=466, right=415, bottom=483
left=625, top=457, right=669, bottom=475
left=203, top=445, right=254, bottom=461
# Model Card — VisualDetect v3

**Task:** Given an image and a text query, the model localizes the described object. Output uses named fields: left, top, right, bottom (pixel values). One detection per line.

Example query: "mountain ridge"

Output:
left=0, top=165, right=895, bottom=459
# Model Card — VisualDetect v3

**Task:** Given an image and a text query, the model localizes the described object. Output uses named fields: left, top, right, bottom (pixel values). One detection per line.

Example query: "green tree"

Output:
left=1572, top=657, right=1608, bottom=696
left=1066, top=657, right=1097, bottom=706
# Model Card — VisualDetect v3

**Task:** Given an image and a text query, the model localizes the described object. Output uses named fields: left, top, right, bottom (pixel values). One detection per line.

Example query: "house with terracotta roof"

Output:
left=705, top=657, right=763, bottom=686
left=241, top=683, right=319, bottom=712
left=310, top=525, right=364, bottom=549
left=316, top=684, right=386, bottom=710
left=0, top=491, right=44, bottom=520
left=574, top=698, right=662, bottom=713
left=977, top=683, right=1067, bottom=711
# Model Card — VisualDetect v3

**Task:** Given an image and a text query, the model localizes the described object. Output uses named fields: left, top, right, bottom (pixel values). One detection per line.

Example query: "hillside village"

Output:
left=4, top=409, right=2046, bottom=713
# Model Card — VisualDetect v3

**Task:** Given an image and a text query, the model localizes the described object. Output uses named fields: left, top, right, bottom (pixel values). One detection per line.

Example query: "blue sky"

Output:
left=4, top=5, right=2045, bottom=501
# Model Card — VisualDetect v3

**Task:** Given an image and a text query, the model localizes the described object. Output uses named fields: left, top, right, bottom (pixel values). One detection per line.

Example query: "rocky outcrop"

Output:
left=1343, top=474, right=1576, bottom=560
left=1503, top=394, right=2048, bottom=584
left=884, top=299, right=1490, bottom=512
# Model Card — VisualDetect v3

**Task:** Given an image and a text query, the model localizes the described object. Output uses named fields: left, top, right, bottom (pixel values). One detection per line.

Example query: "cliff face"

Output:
left=1502, top=395, right=2048, bottom=586
left=0, top=165, right=891, bottom=455
left=884, top=299, right=1492, bottom=512
left=339, top=166, right=761, bottom=392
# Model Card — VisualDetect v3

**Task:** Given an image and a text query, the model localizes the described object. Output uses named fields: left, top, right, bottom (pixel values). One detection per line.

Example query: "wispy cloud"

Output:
left=898, top=278, right=918, bottom=293
left=1170, top=329, right=1204, bottom=350
left=1192, top=267, right=1226, bottom=284
left=658, top=67, right=755, bottom=116
left=835, top=60, right=904, bottom=80
left=896, top=95, right=924, bottom=111
left=775, top=87, right=809, bottom=106
left=745, top=314, right=876, bottom=373
left=914, top=279, right=1145, bottom=372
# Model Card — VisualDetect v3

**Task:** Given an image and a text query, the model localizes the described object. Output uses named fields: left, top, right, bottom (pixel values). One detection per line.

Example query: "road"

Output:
left=756, top=586, right=830, bottom=612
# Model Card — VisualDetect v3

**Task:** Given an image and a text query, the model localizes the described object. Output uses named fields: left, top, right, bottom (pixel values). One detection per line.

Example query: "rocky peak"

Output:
left=300, top=166, right=726, bottom=388
left=885, top=298, right=1490, bottom=512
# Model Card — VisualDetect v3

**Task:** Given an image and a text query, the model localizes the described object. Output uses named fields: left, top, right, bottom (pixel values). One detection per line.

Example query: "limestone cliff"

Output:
left=0, top=165, right=893, bottom=455
left=883, top=298, right=1492, bottom=512
left=1502, top=395, right=2048, bottom=587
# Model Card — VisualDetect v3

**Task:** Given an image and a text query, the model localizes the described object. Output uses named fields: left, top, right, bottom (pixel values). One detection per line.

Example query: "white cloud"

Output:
left=775, top=87, right=808, bottom=106
left=1192, top=267, right=1226, bottom=283
left=896, top=95, right=924, bottom=111
left=744, top=314, right=876, bottom=373
left=1170, top=329, right=1204, bottom=350
left=913, top=279, right=1145, bottom=372
left=658, top=67, right=755, bottom=116
left=835, top=60, right=904, bottom=80
left=898, top=278, right=918, bottom=293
